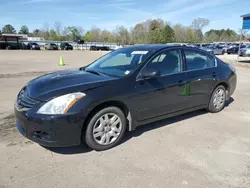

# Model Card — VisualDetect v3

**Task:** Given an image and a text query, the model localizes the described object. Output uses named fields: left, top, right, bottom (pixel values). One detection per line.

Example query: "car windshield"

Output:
left=51, top=43, right=56, bottom=46
left=85, top=48, right=153, bottom=77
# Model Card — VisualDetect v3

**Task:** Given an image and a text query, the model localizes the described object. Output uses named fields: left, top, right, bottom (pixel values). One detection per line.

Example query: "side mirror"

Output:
left=141, top=69, right=161, bottom=78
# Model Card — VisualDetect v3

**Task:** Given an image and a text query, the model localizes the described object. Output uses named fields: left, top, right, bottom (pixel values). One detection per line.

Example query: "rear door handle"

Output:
left=178, top=80, right=186, bottom=86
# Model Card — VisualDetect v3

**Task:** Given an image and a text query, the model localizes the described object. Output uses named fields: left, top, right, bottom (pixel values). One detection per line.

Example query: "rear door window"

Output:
left=184, top=49, right=215, bottom=71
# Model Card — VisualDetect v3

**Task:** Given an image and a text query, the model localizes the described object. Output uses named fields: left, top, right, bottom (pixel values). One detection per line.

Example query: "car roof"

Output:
left=125, top=44, right=185, bottom=51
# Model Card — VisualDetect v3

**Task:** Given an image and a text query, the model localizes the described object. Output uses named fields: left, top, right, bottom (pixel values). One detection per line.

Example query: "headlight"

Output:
left=37, top=92, right=85, bottom=115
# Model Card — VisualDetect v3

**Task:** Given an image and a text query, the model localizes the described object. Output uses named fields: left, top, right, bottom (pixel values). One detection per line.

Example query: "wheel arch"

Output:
left=81, top=100, right=134, bottom=142
left=212, top=82, right=229, bottom=100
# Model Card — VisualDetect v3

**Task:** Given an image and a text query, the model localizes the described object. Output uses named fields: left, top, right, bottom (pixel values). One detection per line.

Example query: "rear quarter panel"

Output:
left=216, top=58, right=236, bottom=96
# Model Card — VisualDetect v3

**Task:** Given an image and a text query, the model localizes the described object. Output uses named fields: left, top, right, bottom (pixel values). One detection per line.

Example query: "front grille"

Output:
left=17, top=87, right=38, bottom=109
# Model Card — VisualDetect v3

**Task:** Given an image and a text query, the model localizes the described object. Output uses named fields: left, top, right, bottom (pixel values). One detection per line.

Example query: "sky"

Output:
left=1, top=0, right=250, bottom=33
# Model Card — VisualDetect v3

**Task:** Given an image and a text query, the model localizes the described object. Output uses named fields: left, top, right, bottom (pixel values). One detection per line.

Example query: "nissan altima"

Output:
left=14, top=44, right=237, bottom=151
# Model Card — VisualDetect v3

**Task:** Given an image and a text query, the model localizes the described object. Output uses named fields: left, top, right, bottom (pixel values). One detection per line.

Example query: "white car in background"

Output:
left=239, top=45, right=250, bottom=57
left=113, top=45, right=123, bottom=50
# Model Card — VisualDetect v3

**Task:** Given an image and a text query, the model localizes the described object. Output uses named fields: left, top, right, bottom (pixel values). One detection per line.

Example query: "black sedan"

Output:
left=227, top=46, right=239, bottom=54
left=27, top=42, right=40, bottom=50
left=60, top=42, right=73, bottom=50
left=14, top=44, right=237, bottom=151
left=90, top=45, right=110, bottom=51
left=226, top=44, right=245, bottom=54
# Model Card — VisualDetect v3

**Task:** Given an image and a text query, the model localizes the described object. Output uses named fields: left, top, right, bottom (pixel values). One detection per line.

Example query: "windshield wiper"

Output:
left=85, top=69, right=106, bottom=76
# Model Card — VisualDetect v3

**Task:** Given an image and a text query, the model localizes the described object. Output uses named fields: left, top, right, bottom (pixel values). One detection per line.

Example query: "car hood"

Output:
left=27, top=68, right=116, bottom=101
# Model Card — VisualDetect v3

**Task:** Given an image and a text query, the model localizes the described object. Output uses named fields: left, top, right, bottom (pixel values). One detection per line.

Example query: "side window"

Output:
left=145, top=50, right=182, bottom=75
left=184, top=50, right=215, bottom=71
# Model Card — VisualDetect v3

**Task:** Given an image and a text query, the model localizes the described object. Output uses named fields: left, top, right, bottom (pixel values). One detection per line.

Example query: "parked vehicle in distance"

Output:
left=100, top=46, right=110, bottom=51
left=226, top=46, right=239, bottom=54
left=199, top=47, right=214, bottom=54
left=14, top=44, right=237, bottom=151
left=226, top=44, right=246, bottom=54
left=27, top=42, right=40, bottom=50
left=60, top=42, right=73, bottom=50
left=209, top=46, right=225, bottom=55
left=239, top=45, right=250, bottom=57
left=90, top=45, right=110, bottom=51
left=89, top=46, right=98, bottom=51
left=44, top=43, right=58, bottom=50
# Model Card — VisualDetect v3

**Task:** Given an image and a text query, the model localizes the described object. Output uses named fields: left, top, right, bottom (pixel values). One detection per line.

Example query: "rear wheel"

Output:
left=207, top=85, right=226, bottom=113
left=84, top=107, right=126, bottom=151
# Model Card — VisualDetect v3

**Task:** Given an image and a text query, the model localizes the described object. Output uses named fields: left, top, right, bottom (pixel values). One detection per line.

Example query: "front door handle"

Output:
left=212, top=72, right=218, bottom=77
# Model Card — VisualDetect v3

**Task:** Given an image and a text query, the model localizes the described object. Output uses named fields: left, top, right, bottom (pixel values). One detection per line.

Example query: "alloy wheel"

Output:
left=213, top=88, right=225, bottom=109
left=92, top=113, right=122, bottom=145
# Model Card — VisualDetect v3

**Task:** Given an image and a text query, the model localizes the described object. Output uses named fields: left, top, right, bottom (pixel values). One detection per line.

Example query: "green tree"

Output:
left=132, top=23, right=148, bottom=44
left=204, top=31, right=219, bottom=42
left=220, top=32, right=230, bottom=42
left=32, top=29, right=40, bottom=37
left=63, top=26, right=83, bottom=40
left=173, top=24, right=186, bottom=42
left=205, top=29, right=238, bottom=42
left=82, top=31, right=92, bottom=42
left=102, top=30, right=114, bottom=42
left=195, top=29, right=203, bottom=42
left=88, top=27, right=102, bottom=42
left=116, top=26, right=130, bottom=45
left=148, top=19, right=164, bottom=43
left=19, top=25, right=29, bottom=34
left=185, top=27, right=196, bottom=43
left=48, top=29, right=59, bottom=40
left=2, top=24, right=16, bottom=34
left=161, top=24, right=175, bottom=43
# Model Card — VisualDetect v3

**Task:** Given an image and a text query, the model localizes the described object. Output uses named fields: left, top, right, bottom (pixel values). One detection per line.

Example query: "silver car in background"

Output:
left=239, top=45, right=250, bottom=57
left=209, top=46, right=226, bottom=55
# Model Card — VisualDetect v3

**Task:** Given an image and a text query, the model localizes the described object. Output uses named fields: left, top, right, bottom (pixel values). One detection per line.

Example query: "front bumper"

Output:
left=14, top=107, right=84, bottom=147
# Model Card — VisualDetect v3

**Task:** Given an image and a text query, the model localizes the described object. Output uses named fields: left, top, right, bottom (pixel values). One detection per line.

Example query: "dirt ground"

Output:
left=0, top=51, right=250, bottom=188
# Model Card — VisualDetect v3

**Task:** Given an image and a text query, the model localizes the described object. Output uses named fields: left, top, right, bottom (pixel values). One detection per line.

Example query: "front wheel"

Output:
left=84, top=107, right=126, bottom=151
left=207, top=85, right=226, bottom=113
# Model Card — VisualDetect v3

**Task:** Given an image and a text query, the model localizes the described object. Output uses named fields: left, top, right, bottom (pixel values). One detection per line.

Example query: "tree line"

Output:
left=0, top=18, right=243, bottom=44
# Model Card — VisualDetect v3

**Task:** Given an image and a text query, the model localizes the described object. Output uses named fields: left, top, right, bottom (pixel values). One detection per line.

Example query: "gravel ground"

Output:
left=0, top=51, right=250, bottom=188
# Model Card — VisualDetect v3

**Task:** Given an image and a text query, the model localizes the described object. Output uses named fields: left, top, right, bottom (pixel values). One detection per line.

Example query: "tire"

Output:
left=207, top=85, right=226, bottom=113
left=222, top=51, right=225, bottom=55
left=84, top=107, right=126, bottom=151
